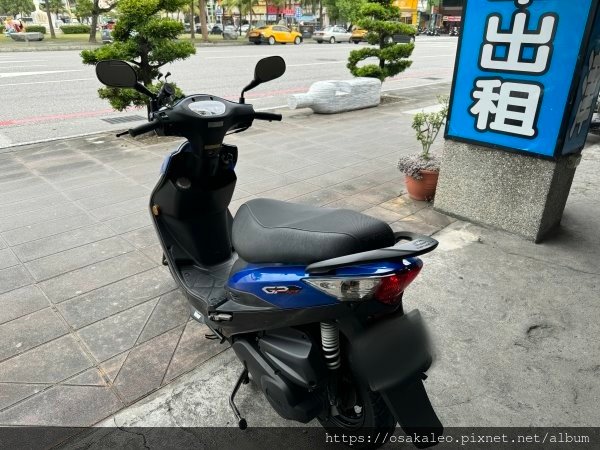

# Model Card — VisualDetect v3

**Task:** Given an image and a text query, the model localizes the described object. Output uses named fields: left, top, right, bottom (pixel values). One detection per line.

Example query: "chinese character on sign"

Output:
left=480, top=0, right=557, bottom=74
left=570, top=49, right=600, bottom=138
left=470, top=78, right=541, bottom=137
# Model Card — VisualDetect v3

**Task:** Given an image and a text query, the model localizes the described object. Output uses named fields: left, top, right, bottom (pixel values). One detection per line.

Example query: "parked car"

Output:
left=222, top=25, right=238, bottom=40
left=248, top=25, right=302, bottom=45
left=313, top=25, right=352, bottom=43
left=351, top=27, right=368, bottom=44
left=210, top=24, right=223, bottom=35
left=240, top=24, right=250, bottom=33
left=352, top=27, right=415, bottom=44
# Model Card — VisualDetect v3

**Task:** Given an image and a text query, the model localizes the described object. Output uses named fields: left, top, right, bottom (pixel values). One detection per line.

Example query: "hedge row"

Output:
left=60, top=24, right=91, bottom=34
left=24, top=25, right=46, bottom=34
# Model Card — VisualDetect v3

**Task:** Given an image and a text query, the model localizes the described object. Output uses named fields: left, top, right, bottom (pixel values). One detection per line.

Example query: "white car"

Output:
left=313, top=25, right=352, bottom=44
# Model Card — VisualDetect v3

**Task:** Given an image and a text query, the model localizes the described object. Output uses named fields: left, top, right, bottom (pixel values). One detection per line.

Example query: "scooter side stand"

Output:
left=229, top=368, right=250, bottom=430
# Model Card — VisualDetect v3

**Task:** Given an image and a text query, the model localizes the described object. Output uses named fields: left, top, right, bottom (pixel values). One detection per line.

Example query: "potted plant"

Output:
left=398, top=95, right=449, bottom=201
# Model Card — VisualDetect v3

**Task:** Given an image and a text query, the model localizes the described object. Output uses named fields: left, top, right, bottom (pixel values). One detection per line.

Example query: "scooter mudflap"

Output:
left=380, top=378, right=443, bottom=449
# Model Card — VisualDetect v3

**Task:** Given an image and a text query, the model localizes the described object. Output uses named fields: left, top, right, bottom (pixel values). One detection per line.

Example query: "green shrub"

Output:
left=25, top=25, right=46, bottom=34
left=61, top=24, right=91, bottom=34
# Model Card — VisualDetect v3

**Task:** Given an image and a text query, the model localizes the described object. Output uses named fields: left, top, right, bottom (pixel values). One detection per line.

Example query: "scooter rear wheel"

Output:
left=317, top=372, right=395, bottom=449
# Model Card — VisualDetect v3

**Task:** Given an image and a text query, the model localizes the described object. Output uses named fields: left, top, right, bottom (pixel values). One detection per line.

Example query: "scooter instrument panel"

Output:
left=187, top=100, right=227, bottom=117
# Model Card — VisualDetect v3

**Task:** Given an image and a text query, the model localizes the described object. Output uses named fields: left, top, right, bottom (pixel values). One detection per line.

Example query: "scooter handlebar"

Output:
left=254, top=112, right=282, bottom=122
left=128, top=119, right=161, bottom=138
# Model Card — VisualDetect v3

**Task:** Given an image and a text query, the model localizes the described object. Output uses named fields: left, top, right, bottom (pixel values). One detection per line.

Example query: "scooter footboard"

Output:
left=349, top=310, right=443, bottom=448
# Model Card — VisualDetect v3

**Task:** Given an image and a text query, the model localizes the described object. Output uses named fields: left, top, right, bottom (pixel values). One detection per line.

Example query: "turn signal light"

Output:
left=303, top=267, right=422, bottom=305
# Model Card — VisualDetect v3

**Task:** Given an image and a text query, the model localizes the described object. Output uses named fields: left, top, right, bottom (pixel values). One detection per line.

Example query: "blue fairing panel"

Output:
left=228, top=258, right=422, bottom=309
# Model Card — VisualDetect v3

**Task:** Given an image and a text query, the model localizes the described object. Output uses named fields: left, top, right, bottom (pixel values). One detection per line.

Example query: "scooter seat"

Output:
left=232, top=198, right=395, bottom=265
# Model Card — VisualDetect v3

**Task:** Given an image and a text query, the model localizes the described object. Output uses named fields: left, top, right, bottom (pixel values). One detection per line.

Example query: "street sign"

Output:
left=446, top=0, right=600, bottom=158
left=295, top=7, right=302, bottom=19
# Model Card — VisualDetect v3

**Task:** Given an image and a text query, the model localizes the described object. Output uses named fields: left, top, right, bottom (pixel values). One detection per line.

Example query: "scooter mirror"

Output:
left=254, top=56, right=286, bottom=84
left=95, top=60, right=138, bottom=88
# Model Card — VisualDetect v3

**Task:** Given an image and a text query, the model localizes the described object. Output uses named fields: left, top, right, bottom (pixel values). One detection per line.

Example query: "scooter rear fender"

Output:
left=347, top=310, right=443, bottom=448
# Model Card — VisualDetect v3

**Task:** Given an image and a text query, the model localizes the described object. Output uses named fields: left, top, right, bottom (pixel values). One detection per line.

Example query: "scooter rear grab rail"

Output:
left=305, top=232, right=438, bottom=275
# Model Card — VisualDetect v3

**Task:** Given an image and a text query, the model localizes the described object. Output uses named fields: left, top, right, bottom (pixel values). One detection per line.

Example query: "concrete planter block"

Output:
left=10, top=32, right=44, bottom=42
left=434, top=141, right=581, bottom=243
left=288, top=78, right=381, bottom=114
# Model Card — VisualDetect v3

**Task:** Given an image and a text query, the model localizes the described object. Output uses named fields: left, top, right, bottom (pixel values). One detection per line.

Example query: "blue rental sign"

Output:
left=446, top=0, right=600, bottom=158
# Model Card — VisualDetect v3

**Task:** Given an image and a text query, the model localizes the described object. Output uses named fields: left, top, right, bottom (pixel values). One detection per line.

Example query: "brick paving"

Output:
left=0, top=83, right=451, bottom=425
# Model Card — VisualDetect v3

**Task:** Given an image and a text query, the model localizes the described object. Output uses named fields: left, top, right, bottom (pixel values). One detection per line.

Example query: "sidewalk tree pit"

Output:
left=347, top=0, right=415, bottom=81
left=81, top=0, right=195, bottom=111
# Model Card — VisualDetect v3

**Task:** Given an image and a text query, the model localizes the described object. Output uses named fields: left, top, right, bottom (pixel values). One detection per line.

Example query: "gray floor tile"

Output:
left=0, top=385, right=122, bottom=426
left=51, top=170, right=121, bottom=191
left=113, top=326, right=183, bottom=404
left=38, top=252, right=155, bottom=304
left=0, top=183, right=58, bottom=207
left=12, top=224, right=117, bottom=262
left=0, top=335, right=93, bottom=383
left=0, top=307, right=68, bottom=362
left=164, top=321, right=226, bottom=383
left=261, top=180, right=321, bottom=201
left=105, top=211, right=152, bottom=234
left=88, top=196, right=149, bottom=222
left=139, top=244, right=164, bottom=266
left=362, top=206, right=407, bottom=224
left=0, top=194, right=68, bottom=218
left=0, top=249, right=19, bottom=270
left=0, top=203, right=84, bottom=233
left=0, top=177, right=48, bottom=196
left=0, top=285, right=50, bottom=325
left=2, top=214, right=96, bottom=246
left=323, top=197, right=373, bottom=211
left=100, top=352, right=128, bottom=383
left=137, top=290, right=189, bottom=345
left=120, top=226, right=158, bottom=249
left=77, top=300, right=158, bottom=362
left=0, top=383, right=48, bottom=410
left=25, top=236, right=134, bottom=282
left=291, top=189, right=346, bottom=207
left=57, top=267, right=176, bottom=329
left=65, top=179, right=145, bottom=202
left=76, top=186, right=150, bottom=211
left=0, top=266, right=33, bottom=295
left=62, top=368, right=107, bottom=386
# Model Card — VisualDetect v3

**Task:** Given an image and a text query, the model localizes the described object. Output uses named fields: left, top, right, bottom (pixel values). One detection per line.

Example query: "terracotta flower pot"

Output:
left=405, top=170, right=439, bottom=201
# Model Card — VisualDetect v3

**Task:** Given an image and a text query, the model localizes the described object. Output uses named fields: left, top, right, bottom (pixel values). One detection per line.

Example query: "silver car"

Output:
left=313, top=26, right=352, bottom=44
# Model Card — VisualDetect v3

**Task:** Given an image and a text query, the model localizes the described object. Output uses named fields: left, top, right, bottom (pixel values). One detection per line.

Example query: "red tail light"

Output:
left=373, top=267, right=422, bottom=305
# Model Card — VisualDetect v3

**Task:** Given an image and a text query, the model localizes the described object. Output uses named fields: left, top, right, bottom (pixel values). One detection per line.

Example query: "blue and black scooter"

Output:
left=95, top=57, right=443, bottom=447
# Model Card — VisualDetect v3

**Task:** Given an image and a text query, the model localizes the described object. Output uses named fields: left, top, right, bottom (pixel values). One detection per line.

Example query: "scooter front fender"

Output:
left=348, top=310, right=443, bottom=448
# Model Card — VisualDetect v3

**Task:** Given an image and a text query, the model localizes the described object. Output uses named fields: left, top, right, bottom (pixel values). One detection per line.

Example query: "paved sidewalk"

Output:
left=2, top=82, right=599, bottom=447
left=0, top=84, right=450, bottom=429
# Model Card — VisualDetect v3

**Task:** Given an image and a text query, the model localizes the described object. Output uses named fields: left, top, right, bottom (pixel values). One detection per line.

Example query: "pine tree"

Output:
left=81, top=0, right=195, bottom=111
left=347, top=0, right=415, bottom=81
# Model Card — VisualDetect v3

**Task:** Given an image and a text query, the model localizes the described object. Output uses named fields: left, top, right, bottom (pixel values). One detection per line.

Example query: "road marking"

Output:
left=0, top=69, right=83, bottom=79
left=0, top=77, right=94, bottom=87
left=403, top=104, right=445, bottom=115
left=287, top=61, right=346, bottom=67
left=0, top=60, right=47, bottom=64
left=0, top=133, right=12, bottom=147
left=0, top=108, right=115, bottom=127
left=419, top=54, right=456, bottom=58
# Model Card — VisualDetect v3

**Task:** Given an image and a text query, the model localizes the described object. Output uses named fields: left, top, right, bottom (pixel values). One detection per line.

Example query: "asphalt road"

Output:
left=0, top=37, right=458, bottom=148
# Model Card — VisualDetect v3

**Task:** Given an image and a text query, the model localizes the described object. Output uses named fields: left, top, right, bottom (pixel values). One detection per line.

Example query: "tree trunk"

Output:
left=190, top=0, right=196, bottom=39
left=199, top=0, right=208, bottom=41
left=89, top=12, right=98, bottom=43
left=45, top=2, right=56, bottom=38
left=319, top=2, right=323, bottom=28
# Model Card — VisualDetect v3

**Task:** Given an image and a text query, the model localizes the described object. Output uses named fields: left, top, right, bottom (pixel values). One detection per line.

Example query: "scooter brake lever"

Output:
left=116, top=131, right=128, bottom=137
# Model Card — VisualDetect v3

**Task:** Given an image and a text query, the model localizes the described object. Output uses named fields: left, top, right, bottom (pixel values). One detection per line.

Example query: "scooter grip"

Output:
left=128, top=119, right=160, bottom=137
left=381, top=378, right=443, bottom=448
